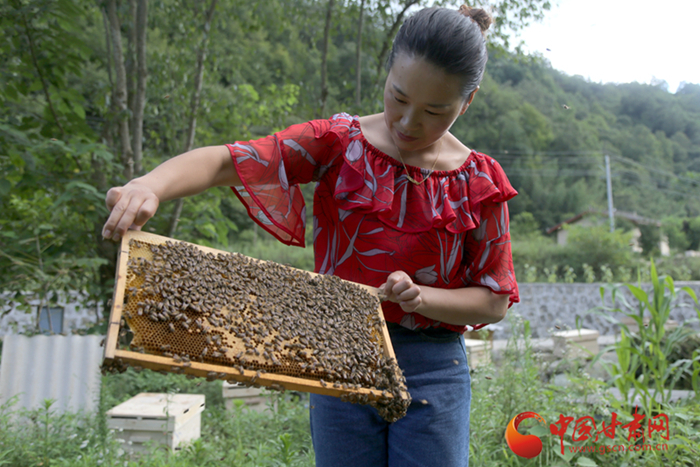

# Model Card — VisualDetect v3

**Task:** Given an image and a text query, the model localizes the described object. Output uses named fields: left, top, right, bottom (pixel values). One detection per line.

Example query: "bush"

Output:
left=228, top=230, right=314, bottom=272
left=512, top=224, right=642, bottom=282
left=663, top=217, right=690, bottom=252
left=0, top=376, right=314, bottom=466
left=655, top=255, right=700, bottom=281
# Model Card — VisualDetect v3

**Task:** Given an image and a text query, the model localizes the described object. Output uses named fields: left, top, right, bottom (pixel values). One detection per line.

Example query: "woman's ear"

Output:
left=459, top=87, right=480, bottom=115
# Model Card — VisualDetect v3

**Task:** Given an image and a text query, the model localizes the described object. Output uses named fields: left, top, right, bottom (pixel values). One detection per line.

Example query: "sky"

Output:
left=516, top=0, right=700, bottom=93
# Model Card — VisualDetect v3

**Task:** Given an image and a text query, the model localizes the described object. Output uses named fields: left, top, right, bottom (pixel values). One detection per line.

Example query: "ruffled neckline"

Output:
left=313, top=112, right=517, bottom=234
left=352, top=118, right=476, bottom=179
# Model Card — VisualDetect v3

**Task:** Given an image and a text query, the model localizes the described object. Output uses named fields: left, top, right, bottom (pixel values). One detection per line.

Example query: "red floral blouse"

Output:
left=227, top=113, right=519, bottom=333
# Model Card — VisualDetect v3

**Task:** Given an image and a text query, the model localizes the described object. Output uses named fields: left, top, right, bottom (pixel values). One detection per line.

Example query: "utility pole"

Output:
left=605, top=154, right=615, bottom=232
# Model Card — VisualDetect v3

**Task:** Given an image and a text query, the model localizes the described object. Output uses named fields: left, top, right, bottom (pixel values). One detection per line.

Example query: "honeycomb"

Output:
left=104, top=234, right=411, bottom=422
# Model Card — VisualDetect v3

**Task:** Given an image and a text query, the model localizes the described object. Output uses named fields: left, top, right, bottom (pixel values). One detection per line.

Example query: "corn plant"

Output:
left=587, top=262, right=700, bottom=410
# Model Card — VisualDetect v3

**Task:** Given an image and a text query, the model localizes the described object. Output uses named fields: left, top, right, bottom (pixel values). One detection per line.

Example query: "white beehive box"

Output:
left=222, top=382, right=272, bottom=412
left=620, top=317, right=679, bottom=334
left=107, top=393, right=205, bottom=454
left=552, top=329, right=600, bottom=358
left=463, top=339, right=490, bottom=368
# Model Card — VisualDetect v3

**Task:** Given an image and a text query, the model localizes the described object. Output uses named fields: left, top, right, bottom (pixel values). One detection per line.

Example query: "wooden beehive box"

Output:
left=552, top=329, right=600, bottom=359
left=619, top=316, right=679, bottom=334
left=463, top=338, right=491, bottom=368
left=107, top=393, right=205, bottom=454
left=102, top=231, right=410, bottom=422
left=222, top=382, right=270, bottom=412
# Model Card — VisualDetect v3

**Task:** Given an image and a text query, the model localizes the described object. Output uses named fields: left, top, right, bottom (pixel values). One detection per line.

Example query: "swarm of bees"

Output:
left=103, top=238, right=411, bottom=422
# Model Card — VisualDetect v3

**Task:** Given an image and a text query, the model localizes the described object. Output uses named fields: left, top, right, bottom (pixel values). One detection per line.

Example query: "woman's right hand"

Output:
left=102, top=182, right=160, bottom=241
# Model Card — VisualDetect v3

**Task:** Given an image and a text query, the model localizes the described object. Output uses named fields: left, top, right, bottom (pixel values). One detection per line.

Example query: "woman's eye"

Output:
left=426, top=110, right=439, bottom=116
left=394, top=97, right=406, bottom=104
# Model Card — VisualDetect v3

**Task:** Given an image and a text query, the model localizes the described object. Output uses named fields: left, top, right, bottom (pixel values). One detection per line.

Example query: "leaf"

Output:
left=0, top=179, right=11, bottom=196
left=71, top=102, right=85, bottom=120
left=625, top=284, right=649, bottom=308
left=576, top=457, right=598, bottom=467
left=28, top=79, right=43, bottom=93
left=529, top=424, right=549, bottom=436
left=680, top=286, right=698, bottom=304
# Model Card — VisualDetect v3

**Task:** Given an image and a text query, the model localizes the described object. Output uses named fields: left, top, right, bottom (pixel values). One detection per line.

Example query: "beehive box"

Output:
left=222, top=382, right=270, bottom=412
left=107, top=393, right=205, bottom=454
left=463, top=338, right=491, bottom=368
left=619, top=316, right=679, bottom=334
left=552, top=329, right=600, bottom=358
left=102, top=231, right=410, bottom=422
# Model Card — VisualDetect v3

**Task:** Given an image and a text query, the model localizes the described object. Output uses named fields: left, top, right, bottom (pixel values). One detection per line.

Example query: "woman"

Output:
left=102, top=5, right=518, bottom=466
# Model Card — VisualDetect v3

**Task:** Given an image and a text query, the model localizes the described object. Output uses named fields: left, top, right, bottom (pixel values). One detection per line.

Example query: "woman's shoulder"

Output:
left=356, top=113, right=385, bottom=144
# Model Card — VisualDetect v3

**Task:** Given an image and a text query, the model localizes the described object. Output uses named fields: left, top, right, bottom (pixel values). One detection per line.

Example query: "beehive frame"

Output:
left=103, top=231, right=409, bottom=406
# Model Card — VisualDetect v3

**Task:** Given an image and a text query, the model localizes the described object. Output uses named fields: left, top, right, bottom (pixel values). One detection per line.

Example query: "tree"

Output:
left=167, top=0, right=219, bottom=237
left=355, top=0, right=365, bottom=107
left=318, top=0, right=335, bottom=118
left=104, top=0, right=135, bottom=179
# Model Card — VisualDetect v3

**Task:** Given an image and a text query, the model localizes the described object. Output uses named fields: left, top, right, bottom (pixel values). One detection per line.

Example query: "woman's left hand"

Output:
left=379, top=271, right=422, bottom=313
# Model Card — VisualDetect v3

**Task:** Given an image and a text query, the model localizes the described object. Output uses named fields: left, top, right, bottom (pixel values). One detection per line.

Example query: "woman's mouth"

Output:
left=396, top=130, right=418, bottom=142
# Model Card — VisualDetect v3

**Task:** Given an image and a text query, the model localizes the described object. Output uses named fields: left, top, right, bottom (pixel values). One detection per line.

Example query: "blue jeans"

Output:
left=310, top=322, right=471, bottom=467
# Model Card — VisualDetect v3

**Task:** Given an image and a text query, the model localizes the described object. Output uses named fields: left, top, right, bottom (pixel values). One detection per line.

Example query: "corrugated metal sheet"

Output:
left=0, top=334, right=103, bottom=413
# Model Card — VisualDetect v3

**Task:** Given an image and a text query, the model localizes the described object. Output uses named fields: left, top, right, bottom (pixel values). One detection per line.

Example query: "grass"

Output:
left=0, top=370, right=314, bottom=467
left=2, top=325, right=697, bottom=466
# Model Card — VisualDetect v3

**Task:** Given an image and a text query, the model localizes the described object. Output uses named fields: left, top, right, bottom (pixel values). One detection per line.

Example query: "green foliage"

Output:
left=513, top=225, right=643, bottom=282
left=587, top=262, right=700, bottom=410
left=467, top=313, right=700, bottom=467
left=0, top=384, right=314, bottom=467
left=1, top=310, right=699, bottom=466
left=554, top=226, right=635, bottom=280
left=510, top=212, right=541, bottom=239
left=663, top=217, right=690, bottom=252
left=229, top=230, right=315, bottom=272
left=101, top=367, right=225, bottom=410
left=686, top=217, right=700, bottom=251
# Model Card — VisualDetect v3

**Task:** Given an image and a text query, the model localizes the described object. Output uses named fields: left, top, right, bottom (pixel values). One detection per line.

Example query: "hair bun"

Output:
left=458, top=5, right=492, bottom=35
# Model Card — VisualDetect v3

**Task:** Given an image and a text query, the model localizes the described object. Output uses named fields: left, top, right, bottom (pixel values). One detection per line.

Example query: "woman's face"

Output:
left=383, top=53, right=475, bottom=152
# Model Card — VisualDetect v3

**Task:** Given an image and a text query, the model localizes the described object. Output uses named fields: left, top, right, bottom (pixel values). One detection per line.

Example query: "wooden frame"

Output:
left=103, top=231, right=408, bottom=403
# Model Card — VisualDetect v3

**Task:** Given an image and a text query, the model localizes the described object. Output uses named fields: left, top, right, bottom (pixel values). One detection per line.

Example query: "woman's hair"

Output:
left=386, top=5, right=492, bottom=98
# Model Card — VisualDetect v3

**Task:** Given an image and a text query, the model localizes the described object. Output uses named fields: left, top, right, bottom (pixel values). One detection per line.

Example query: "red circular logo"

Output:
left=505, top=412, right=546, bottom=458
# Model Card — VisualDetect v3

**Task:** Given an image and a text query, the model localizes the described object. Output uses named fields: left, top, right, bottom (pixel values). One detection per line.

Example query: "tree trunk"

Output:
left=373, top=0, right=421, bottom=92
left=101, top=7, right=114, bottom=94
left=106, top=0, right=134, bottom=180
left=132, top=0, right=147, bottom=176
left=167, top=0, right=219, bottom=237
left=318, top=0, right=335, bottom=118
left=127, top=0, right=137, bottom=141
left=19, top=7, right=65, bottom=137
left=355, top=0, right=365, bottom=108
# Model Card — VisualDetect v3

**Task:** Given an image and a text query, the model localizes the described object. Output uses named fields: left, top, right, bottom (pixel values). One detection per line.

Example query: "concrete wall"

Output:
left=492, top=282, right=700, bottom=339
left=0, top=292, right=102, bottom=336
left=3, top=282, right=699, bottom=339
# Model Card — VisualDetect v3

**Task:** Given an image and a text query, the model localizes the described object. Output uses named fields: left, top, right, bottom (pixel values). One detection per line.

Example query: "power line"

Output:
left=610, top=155, right=700, bottom=185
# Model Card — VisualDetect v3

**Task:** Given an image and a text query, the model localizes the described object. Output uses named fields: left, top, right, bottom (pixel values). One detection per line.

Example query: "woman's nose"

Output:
left=400, top=109, right=419, bottom=131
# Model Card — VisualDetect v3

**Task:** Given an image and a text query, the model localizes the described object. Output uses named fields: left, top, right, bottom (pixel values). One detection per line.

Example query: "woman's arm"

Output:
left=380, top=271, right=509, bottom=326
left=102, top=145, right=237, bottom=240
